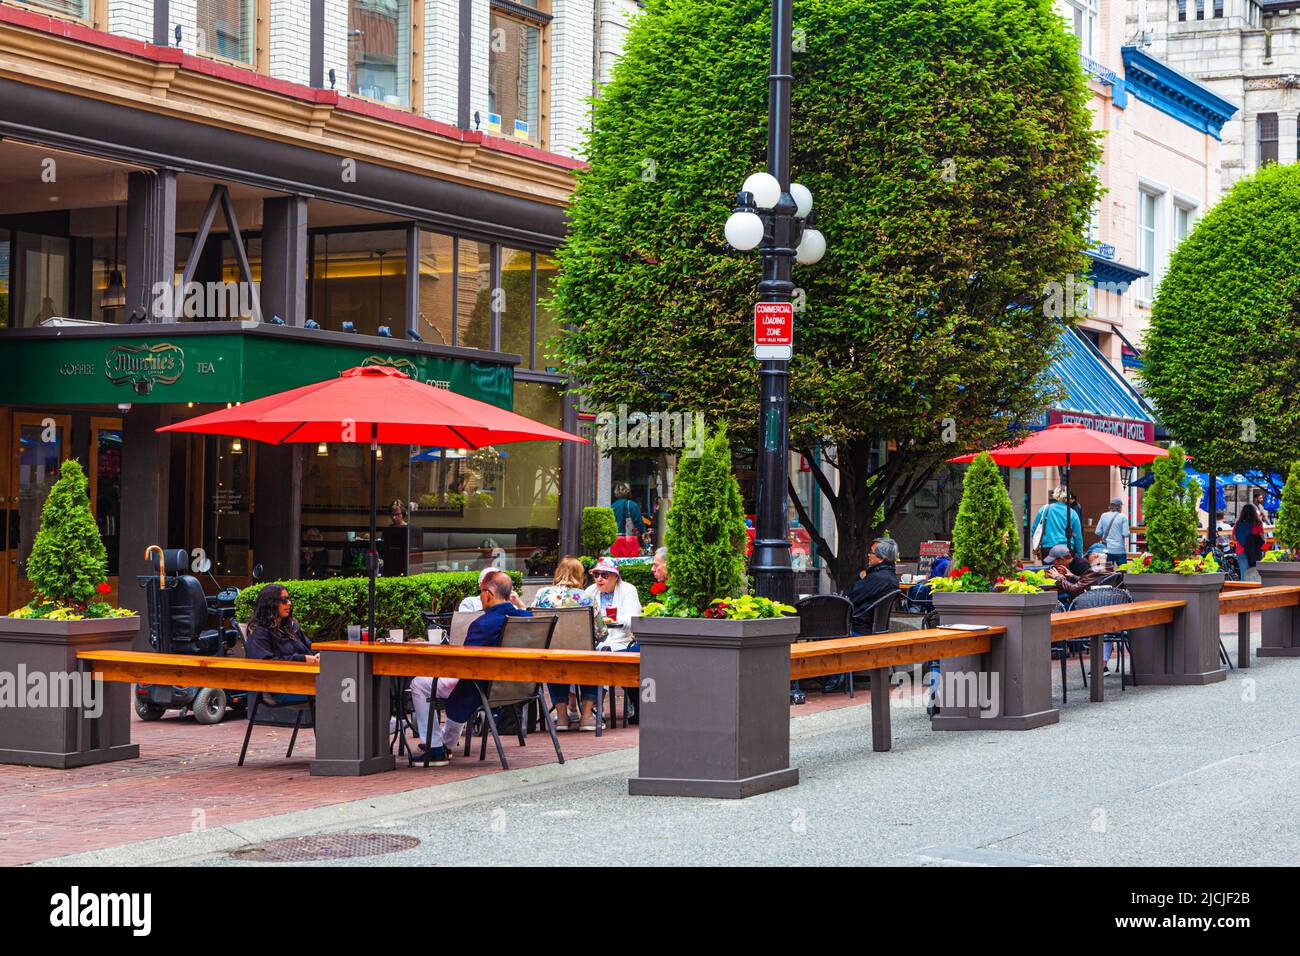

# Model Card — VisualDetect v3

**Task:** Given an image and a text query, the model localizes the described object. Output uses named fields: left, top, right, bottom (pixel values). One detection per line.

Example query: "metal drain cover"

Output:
left=230, top=833, right=421, bottom=862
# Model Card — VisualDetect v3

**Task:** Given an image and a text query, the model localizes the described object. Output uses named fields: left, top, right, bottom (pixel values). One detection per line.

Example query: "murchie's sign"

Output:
left=105, top=343, right=185, bottom=395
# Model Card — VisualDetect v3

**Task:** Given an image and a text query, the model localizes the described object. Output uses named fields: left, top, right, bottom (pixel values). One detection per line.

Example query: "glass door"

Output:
left=89, top=416, right=123, bottom=604
left=7, top=412, right=70, bottom=608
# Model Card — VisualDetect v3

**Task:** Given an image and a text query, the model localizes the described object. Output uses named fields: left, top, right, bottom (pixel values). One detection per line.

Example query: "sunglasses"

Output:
left=591, top=571, right=614, bottom=579
left=278, top=596, right=292, bottom=604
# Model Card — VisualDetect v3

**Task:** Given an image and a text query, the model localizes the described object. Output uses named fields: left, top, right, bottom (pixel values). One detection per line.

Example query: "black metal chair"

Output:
left=238, top=692, right=315, bottom=766
left=1063, top=586, right=1136, bottom=699
left=794, top=595, right=853, bottom=696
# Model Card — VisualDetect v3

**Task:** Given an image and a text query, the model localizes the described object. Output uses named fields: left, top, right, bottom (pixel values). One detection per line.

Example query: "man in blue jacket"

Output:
left=411, top=570, right=531, bottom=765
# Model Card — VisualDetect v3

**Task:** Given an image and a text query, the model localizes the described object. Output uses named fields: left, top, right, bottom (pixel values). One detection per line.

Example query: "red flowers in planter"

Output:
left=949, top=565, right=972, bottom=577
left=96, top=582, right=112, bottom=595
left=1143, top=554, right=1152, bottom=566
left=650, top=581, right=667, bottom=596
left=703, top=604, right=727, bottom=619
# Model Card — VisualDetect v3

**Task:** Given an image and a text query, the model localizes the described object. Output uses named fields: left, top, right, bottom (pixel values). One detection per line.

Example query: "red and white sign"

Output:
left=1046, top=410, right=1154, bottom=444
left=754, top=302, right=794, bottom=360
left=916, top=540, right=951, bottom=577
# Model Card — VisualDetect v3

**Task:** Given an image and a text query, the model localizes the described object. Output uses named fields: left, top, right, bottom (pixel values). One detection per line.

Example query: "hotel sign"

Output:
left=1047, top=409, right=1154, bottom=443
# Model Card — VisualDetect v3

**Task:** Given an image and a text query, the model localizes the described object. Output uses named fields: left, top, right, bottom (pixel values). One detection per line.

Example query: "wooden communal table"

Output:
left=1217, top=585, right=1300, bottom=669
left=313, top=640, right=641, bottom=686
left=1050, top=600, right=1184, bottom=703
left=76, top=649, right=318, bottom=695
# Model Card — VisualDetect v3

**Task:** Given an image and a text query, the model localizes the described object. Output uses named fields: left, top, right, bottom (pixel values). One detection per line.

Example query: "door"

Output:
left=7, top=412, right=71, bottom=608
left=88, top=416, right=124, bottom=605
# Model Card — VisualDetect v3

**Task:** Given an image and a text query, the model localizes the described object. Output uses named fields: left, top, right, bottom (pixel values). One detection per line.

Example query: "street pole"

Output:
left=750, top=0, right=795, bottom=605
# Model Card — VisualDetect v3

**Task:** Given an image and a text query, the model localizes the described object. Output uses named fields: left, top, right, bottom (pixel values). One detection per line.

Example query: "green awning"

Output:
left=0, top=324, right=515, bottom=409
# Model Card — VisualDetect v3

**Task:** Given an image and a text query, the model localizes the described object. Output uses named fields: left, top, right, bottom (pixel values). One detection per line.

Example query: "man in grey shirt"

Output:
left=1095, top=498, right=1129, bottom=568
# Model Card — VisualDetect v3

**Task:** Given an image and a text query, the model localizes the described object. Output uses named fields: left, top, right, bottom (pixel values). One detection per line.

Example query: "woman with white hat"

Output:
left=585, top=557, right=643, bottom=651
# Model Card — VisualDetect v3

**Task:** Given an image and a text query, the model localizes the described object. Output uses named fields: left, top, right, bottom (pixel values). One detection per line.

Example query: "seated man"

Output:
left=848, top=538, right=900, bottom=634
left=1044, top=544, right=1105, bottom=602
left=409, top=571, right=530, bottom=766
left=457, top=566, right=501, bottom=612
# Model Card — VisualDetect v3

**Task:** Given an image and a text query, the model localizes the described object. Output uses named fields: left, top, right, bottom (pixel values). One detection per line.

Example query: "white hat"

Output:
left=590, top=556, right=621, bottom=577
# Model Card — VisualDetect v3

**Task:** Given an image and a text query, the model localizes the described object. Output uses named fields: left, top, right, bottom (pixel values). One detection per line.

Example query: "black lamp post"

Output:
left=725, top=0, right=825, bottom=604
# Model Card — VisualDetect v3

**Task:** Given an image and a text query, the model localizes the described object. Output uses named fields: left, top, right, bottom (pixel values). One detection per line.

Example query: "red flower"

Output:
left=1143, top=555, right=1152, bottom=566
left=650, top=582, right=667, bottom=595
left=949, top=564, right=962, bottom=577
left=96, top=582, right=112, bottom=595
left=995, top=576, right=1005, bottom=583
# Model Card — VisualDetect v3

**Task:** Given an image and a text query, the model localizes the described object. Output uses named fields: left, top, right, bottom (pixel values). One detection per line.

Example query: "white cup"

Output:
left=389, top=629, right=404, bottom=643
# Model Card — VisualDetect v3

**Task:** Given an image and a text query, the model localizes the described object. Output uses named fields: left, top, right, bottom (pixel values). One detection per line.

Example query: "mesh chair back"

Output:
left=1095, top=572, right=1125, bottom=588
left=528, top=606, right=596, bottom=652
left=1066, top=586, right=1133, bottom=613
left=794, top=595, right=853, bottom=640
left=488, top=615, right=558, bottom=705
left=868, top=590, right=902, bottom=634
left=449, top=610, right=482, bottom=646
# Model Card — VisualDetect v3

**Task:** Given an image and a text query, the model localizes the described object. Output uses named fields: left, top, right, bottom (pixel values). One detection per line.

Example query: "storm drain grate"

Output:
left=230, top=833, right=421, bottom=862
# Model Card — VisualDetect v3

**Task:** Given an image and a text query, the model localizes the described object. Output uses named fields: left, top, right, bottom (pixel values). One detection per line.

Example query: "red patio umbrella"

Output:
left=159, top=365, right=588, bottom=641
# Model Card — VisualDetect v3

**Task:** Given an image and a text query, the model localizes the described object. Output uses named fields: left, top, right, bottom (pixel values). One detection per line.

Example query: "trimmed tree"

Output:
left=1273, top=462, right=1300, bottom=556
left=950, top=452, right=1020, bottom=582
left=665, top=428, right=748, bottom=611
left=25, top=459, right=109, bottom=606
left=580, top=507, right=618, bottom=556
left=552, top=0, right=1100, bottom=591
left=1141, top=163, right=1300, bottom=484
left=1143, top=446, right=1202, bottom=571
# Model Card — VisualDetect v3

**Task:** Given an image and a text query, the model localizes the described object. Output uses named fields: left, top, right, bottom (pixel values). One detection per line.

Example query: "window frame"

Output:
left=1136, top=182, right=1166, bottom=305
left=1258, top=112, right=1280, bottom=169
left=1063, top=0, right=1098, bottom=60
left=488, top=0, right=552, bottom=149
left=9, top=0, right=99, bottom=27
left=192, top=0, right=271, bottom=73
left=346, top=0, right=424, bottom=111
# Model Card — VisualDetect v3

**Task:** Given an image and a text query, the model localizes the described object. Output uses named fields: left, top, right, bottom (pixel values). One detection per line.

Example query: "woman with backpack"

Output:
left=1030, top=487, right=1084, bottom=563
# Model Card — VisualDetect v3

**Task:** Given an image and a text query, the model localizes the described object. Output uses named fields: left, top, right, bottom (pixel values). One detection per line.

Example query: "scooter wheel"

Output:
left=134, top=699, right=167, bottom=721
left=192, top=687, right=228, bottom=725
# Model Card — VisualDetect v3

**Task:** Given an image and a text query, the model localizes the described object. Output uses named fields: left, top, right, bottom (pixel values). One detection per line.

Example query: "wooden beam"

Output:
left=77, top=650, right=317, bottom=694
left=1218, top=586, right=1300, bottom=615
left=1050, top=599, right=1183, bottom=642
left=790, top=630, right=999, bottom=679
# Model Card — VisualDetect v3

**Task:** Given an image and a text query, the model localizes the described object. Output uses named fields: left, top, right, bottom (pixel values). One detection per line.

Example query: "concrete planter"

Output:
left=628, top=615, right=800, bottom=799
left=929, top=590, right=1059, bottom=731
left=1124, top=572, right=1226, bottom=684
left=1256, top=561, right=1300, bottom=658
left=0, top=614, right=141, bottom=768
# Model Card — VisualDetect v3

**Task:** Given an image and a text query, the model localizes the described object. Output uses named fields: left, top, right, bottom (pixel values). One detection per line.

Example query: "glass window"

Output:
left=416, top=229, right=455, bottom=346
left=92, top=424, right=123, bottom=577
left=349, top=0, right=411, bottom=107
left=1175, top=205, right=1195, bottom=244
left=489, top=6, right=543, bottom=145
left=1137, top=190, right=1158, bottom=301
left=535, top=252, right=562, bottom=372
left=310, top=229, right=407, bottom=335
left=197, top=0, right=254, bottom=63
left=0, top=234, right=10, bottom=328
left=1259, top=113, right=1279, bottom=167
left=456, top=240, right=494, bottom=349
left=1064, top=0, right=1097, bottom=59
left=16, top=232, right=70, bottom=327
left=203, top=436, right=252, bottom=577
left=500, top=247, right=533, bottom=362
left=301, top=442, right=410, bottom=578
left=19, top=0, right=87, bottom=18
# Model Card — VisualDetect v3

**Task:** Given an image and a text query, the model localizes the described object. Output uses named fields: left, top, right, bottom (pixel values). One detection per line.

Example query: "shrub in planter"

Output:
left=1264, top=461, right=1300, bottom=562
left=7, top=459, right=134, bottom=621
left=581, top=507, right=618, bottom=556
left=1121, top=445, right=1219, bottom=575
left=235, top=570, right=523, bottom=640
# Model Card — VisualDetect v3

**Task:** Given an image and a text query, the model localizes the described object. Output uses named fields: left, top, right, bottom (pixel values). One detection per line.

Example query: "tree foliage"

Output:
left=1143, top=446, right=1201, bottom=569
left=552, top=0, right=1100, bottom=589
left=580, top=506, right=618, bottom=555
left=26, top=459, right=109, bottom=605
left=665, top=428, right=748, bottom=610
left=950, top=452, right=1020, bottom=581
left=1273, top=462, right=1300, bottom=554
left=1142, top=163, right=1300, bottom=477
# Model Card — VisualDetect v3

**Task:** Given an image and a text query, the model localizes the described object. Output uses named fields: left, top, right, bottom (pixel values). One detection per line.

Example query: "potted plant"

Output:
left=0, top=459, right=140, bottom=768
left=1119, top=445, right=1226, bottom=683
left=928, top=452, right=1060, bottom=731
left=1257, top=461, right=1300, bottom=657
left=628, top=428, right=800, bottom=799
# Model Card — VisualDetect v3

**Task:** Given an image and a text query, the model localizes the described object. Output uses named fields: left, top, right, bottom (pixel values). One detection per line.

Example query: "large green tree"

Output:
left=1141, top=162, right=1300, bottom=483
left=553, top=0, right=1100, bottom=589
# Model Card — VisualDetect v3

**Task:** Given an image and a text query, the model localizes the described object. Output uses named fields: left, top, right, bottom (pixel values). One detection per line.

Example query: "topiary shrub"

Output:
left=664, top=428, right=748, bottom=612
left=235, top=570, right=523, bottom=640
left=1271, top=461, right=1300, bottom=558
left=950, top=452, right=1020, bottom=583
left=1142, top=446, right=1202, bottom=572
left=25, top=459, right=108, bottom=606
left=581, top=507, right=618, bottom=556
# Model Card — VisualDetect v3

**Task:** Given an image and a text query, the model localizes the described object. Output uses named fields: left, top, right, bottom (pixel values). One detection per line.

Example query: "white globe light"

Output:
left=790, top=183, right=814, bottom=219
left=795, top=228, right=826, bottom=265
left=742, top=172, right=782, bottom=210
left=725, top=211, right=765, bottom=251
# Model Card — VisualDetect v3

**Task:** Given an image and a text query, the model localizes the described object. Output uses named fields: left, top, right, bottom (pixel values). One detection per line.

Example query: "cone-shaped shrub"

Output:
left=1144, top=446, right=1201, bottom=569
left=1273, top=462, right=1300, bottom=555
left=950, top=452, right=1020, bottom=581
left=581, top=506, right=618, bottom=555
left=25, top=459, right=109, bottom=605
left=665, top=428, right=748, bottom=611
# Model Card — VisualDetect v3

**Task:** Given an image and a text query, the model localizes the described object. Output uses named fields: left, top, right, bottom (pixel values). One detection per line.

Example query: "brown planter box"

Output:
left=0, top=614, right=141, bottom=768
left=929, top=590, right=1059, bottom=731
left=1256, top=561, right=1300, bottom=658
left=1125, top=572, right=1226, bottom=684
left=628, top=615, right=800, bottom=799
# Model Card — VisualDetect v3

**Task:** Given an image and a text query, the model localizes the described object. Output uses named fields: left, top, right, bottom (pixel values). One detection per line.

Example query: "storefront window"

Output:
left=203, top=436, right=252, bottom=577
left=197, top=0, right=254, bottom=63
left=416, top=229, right=455, bottom=346
left=488, top=4, right=543, bottom=145
left=535, top=252, right=561, bottom=372
left=456, top=240, right=494, bottom=349
left=20, top=0, right=88, bottom=19
left=15, top=232, right=70, bottom=327
left=300, top=443, right=410, bottom=578
left=500, top=247, right=532, bottom=362
left=349, top=0, right=411, bottom=107
left=92, top=423, right=123, bottom=577
left=0, top=236, right=10, bottom=328
left=310, top=229, right=407, bottom=335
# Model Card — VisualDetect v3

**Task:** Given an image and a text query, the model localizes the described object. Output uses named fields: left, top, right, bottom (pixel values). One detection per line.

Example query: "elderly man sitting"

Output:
left=1044, top=544, right=1106, bottom=602
left=848, top=538, right=900, bottom=634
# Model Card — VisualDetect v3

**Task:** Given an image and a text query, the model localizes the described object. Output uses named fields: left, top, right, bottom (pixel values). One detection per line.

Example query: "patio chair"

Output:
left=1063, top=586, right=1136, bottom=699
left=794, top=595, right=853, bottom=697
left=238, top=692, right=315, bottom=766
left=462, top=615, right=563, bottom=770
left=529, top=607, right=604, bottom=732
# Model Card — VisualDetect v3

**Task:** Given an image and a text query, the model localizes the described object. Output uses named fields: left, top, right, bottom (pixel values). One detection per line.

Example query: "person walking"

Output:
left=1095, top=498, right=1130, bottom=569
left=1233, top=504, right=1267, bottom=582
left=1030, top=487, right=1084, bottom=562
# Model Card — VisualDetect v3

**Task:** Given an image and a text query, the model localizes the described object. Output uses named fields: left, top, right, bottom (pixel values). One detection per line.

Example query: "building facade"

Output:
left=0, top=0, right=631, bottom=623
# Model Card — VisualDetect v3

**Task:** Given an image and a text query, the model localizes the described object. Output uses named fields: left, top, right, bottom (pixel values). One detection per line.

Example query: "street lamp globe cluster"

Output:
left=724, top=172, right=826, bottom=265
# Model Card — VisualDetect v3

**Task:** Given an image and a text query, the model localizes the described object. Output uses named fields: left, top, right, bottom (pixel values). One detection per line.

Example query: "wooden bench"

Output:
left=76, top=650, right=318, bottom=695
left=1049, top=600, right=1184, bottom=702
left=1218, top=585, right=1300, bottom=667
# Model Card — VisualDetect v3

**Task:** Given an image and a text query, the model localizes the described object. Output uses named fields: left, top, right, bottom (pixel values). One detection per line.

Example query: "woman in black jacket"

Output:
left=245, top=583, right=318, bottom=664
left=1232, top=504, right=1267, bottom=582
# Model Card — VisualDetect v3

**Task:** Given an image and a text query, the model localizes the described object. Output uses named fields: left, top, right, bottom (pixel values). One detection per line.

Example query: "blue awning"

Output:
left=1035, top=324, right=1157, bottom=435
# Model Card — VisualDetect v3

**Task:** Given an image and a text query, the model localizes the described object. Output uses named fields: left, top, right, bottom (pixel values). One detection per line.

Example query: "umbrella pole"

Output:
left=368, top=423, right=378, bottom=642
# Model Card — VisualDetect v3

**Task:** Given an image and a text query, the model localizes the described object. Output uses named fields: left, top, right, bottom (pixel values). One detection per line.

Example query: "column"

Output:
left=1280, top=112, right=1298, bottom=165
left=261, top=195, right=309, bottom=326
left=125, top=170, right=177, bottom=322
left=118, top=406, right=173, bottom=649
left=548, top=0, right=595, bottom=157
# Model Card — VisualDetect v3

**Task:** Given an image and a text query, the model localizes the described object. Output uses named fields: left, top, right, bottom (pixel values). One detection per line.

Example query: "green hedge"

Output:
left=236, top=571, right=524, bottom=640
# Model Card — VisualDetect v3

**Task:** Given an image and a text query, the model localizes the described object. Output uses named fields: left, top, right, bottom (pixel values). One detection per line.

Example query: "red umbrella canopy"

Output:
left=158, top=365, right=587, bottom=448
left=947, top=422, right=1167, bottom=468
